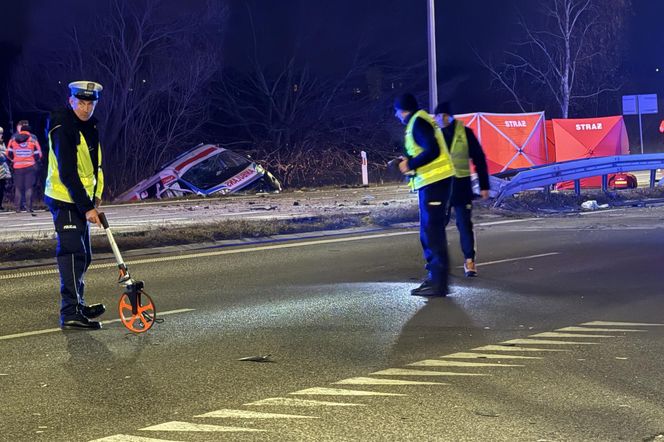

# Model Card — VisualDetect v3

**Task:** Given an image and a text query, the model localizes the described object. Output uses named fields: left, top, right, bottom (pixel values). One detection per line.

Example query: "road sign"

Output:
left=622, top=93, right=659, bottom=154
left=622, top=95, right=637, bottom=115
left=638, top=94, right=658, bottom=114
left=623, top=94, right=658, bottom=115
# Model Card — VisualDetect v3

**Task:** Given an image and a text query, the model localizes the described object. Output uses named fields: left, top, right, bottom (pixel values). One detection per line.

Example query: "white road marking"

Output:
left=476, top=218, right=540, bottom=226
left=501, top=339, right=598, bottom=345
left=245, top=398, right=366, bottom=407
left=0, top=309, right=195, bottom=341
left=582, top=321, right=664, bottom=327
left=472, top=345, right=569, bottom=352
left=465, top=252, right=560, bottom=269
left=0, top=231, right=419, bottom=281
left=442, top=352, right=541, bottom=360
left=140, top=421, right=264, bottom=432
left=530, top=332, right=615, bottom=338
left=370, top=368, right=490, bottom=377
left=195, top=409, right=317, bottom=419
left=334, top=377, right=447, bottom=386
left=90, top=434, right=181, bottom=442
left=556, top=327, right=647, bottom=333
left=290, top=388, right=405, bottom=396
left=409, top=360, right=524, bottom=368
left=90, top=435, right=185, bottom=442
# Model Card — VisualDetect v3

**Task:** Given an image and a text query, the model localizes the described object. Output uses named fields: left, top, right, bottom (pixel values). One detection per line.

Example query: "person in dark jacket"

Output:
left=395, top=93, right=456, bottom=297
left=434, top=102, right=490, bottom=277
left=44, top=81, right=106, bottom=330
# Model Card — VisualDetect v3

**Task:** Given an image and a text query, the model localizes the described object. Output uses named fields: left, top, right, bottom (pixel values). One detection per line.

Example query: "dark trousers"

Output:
left=13, top=166, right=37, bottom=210
left=0, top=178, right=5, bottom=208
left=447, top=202, right=475, bottom=260
left=418, top=178, right=452, bottom=289
left=49, top=204, right=92, bottom=321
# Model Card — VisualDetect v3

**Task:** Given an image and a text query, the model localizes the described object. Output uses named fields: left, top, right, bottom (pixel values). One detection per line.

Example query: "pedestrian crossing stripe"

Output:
left=441, top=352, right=542, bottom=360
left=334, top=377, right=447, bottom=385
left=370, top=368, right=490, bottom=376
left=472, top=345, right=569, bottom=352
left=556, top=327, right=647, bottom=333
left=409, top=360, right=524, bottom=368
left=90, top=436, right=185, bottom=442
left=530, top=332, right=615, bottom=338
left=290, top=387, right=406, bottom=396
left=194, top=409, right=317, bottom=419
left=581, top=321, right=664, bottom=327
left=244, top=398, right=366, bottom=407
left=501, top=339, right=598, bottom=345
left=140, top=421, right=264, bottom=432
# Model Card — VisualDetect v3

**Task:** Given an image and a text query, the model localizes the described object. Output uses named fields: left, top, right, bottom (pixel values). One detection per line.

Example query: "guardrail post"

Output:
left=650, top=169, right=657, bottom=188
left=601, top=175, right=608, bottom=192
left=574, top=179, right=581, bottom=196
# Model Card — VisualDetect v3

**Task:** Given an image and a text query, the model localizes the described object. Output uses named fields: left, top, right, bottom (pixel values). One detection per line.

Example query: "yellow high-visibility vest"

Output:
left=404, top=110, right=455, bottom=190
left=448, top=119, right=471, bottom=178
left=45, top=125, right=104, bottom=204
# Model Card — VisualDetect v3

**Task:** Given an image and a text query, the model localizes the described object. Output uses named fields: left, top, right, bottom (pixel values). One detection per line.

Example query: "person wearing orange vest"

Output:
left=45, top=80, right=106, bottom=330
left=395, top=93, right=456, bottom=297
left=7, top=123, right=42, bottom=212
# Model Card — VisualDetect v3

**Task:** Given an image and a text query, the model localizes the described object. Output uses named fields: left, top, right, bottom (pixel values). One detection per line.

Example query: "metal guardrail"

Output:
left=493, top=154, right=664, bottom=206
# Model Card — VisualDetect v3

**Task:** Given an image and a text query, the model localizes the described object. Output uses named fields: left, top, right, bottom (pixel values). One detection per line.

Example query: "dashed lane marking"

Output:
left=0, top=309, right=195, bottom=341
left=290, top=387, right=406, bottom=396
left=472, top=345, right=569, bottom=352
left=456, top=252, right=560, bottom=269
left=90, top=436, right=185, bottom=442
left=370, top=368, right=490, bottom=377
left=441, top=352, right=542, bottom=360
left=194, top=409, right=317, bottom=419
left=581, top=321, right=664, bottom=327
left=140, top=421, right=264, bottom=433
left=529, top=332, right=616, bottom=338
left=501, top=339, right=599, bottom=345
left=244, top=398, right=366, bottom=407
left=334, top=377, right=447, bottom=386
left=408, top=360, right=524, bottom=368
left=556, top=326, right=647, bottom=333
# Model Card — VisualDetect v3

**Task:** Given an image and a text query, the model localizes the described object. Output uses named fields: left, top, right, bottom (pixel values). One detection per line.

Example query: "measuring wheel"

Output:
left=118, top=290, right=156, bottom=333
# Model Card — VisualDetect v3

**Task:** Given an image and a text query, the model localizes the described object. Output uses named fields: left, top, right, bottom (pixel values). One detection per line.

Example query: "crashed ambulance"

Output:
left=115, top=143, right=281, bottom=202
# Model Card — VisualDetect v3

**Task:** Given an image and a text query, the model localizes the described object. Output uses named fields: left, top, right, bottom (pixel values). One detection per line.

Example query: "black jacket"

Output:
left=45, top=108, right=100, bottom=214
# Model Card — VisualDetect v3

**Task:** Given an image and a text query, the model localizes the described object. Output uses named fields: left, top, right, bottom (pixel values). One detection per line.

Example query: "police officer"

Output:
left=434, top=102, right=490, bottom=277
left=45, top=81, right=106, bottom=329
left=395, top=93, right=456, bottom=297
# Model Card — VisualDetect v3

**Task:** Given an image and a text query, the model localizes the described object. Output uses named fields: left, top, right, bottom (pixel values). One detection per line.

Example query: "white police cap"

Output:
left=68, top=81, right=103, bottom=101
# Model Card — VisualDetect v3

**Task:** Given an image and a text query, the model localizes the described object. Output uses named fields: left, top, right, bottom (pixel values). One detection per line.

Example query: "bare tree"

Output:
left=210, top=5, right=418, bottom=187
left=477, top=0, right=631, bottom=118
left=10, top=0, right=227, bottom=195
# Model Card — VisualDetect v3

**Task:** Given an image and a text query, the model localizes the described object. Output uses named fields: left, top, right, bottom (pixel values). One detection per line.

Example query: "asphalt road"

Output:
left=1, top=206, right=663, bottom=441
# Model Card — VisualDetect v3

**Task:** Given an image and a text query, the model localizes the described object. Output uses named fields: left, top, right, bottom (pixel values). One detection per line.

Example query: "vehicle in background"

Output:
left=608, top=172, right=637, bottom=189
left=115, top=144, right=281, bottom=202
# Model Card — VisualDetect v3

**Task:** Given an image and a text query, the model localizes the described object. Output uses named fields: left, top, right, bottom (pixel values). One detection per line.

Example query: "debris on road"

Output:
left=238, top=354, right=274, bottom=363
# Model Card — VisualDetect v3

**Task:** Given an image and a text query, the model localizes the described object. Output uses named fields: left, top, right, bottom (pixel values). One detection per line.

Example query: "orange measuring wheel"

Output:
left=118, top=290, right=156, bottom=333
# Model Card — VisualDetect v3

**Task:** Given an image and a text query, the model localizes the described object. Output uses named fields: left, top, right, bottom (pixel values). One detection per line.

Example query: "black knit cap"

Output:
left=394, top=93, right=418, bottom=113
left=434, top=102, right=453, bottom=116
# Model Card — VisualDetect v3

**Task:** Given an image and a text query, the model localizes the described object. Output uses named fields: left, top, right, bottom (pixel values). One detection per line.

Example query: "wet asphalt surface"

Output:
left=1, top=206, right=664, bottom=441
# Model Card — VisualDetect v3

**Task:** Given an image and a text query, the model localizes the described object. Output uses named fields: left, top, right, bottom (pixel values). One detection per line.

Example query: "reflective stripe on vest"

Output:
left=404, top=110, right=455, bottom=190
left=45, top=125, right=104, bottom=203
left=449, top=119, right=471, bottom=178
left=8, top=137, right=40, bottom=169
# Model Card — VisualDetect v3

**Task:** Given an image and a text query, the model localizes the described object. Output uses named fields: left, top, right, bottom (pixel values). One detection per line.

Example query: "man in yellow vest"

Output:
left=44, top=81, right=106, bottom=330
left=395, top=93, right=456, bottom=297
left=434, top=102, right=490, bottom=277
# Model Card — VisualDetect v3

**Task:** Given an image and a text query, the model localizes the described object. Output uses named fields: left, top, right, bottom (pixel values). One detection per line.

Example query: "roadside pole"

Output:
left=427, top=0, right=438, bottom=113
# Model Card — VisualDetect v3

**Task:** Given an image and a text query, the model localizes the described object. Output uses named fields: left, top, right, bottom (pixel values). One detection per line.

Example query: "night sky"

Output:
left=1, top=1, right=662, bottom=130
